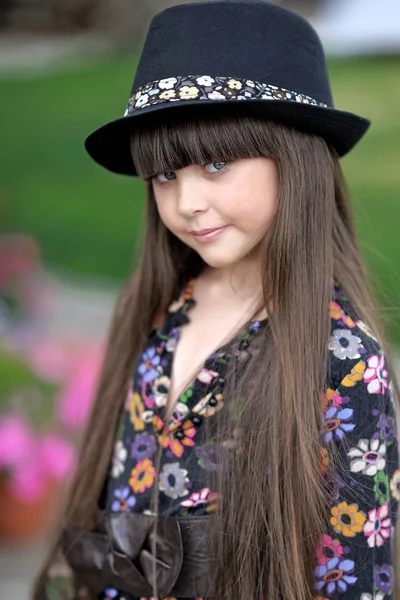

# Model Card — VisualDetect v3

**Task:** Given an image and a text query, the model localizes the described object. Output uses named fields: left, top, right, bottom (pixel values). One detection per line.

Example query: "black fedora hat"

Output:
left=85, top=0, right=371, bottom=176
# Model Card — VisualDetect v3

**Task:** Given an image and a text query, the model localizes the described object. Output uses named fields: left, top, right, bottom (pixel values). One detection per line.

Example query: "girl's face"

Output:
left=151, top=157, right=279, bottom=268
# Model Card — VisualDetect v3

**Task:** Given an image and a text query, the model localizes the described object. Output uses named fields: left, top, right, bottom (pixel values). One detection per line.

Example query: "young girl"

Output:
left=34, top=1, right=400, bottom=599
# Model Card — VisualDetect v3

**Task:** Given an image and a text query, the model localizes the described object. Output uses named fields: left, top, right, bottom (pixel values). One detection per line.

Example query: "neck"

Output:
left=202, top=254, right=264, bottom=303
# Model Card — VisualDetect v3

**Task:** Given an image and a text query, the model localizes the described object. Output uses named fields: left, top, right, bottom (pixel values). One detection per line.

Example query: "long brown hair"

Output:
left=33, top=116, right=400, bottom=599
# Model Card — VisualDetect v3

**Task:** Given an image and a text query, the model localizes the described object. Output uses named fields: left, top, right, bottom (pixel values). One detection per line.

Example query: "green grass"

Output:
left=0, top=53, right=145, bottom=280
left=328, top=56, right=400, bottom=342
left=1, top=53, right=400, bottom=341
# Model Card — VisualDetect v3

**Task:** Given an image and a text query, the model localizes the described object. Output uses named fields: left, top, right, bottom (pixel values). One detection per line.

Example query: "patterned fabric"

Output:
left=104, top=278, right=258, bottom=518
left=97, top=280, right=399, bottom=600
left=123, top=75, right=328, bottom=117
left=44, top=280, right=399, bottom=600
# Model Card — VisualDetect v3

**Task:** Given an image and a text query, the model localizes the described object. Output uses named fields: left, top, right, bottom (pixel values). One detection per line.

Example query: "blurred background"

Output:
left=0, top=0, right=399, bottom=597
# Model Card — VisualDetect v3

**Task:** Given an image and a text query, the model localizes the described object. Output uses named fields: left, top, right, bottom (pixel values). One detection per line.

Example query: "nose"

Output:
left=176, top=171, right=209, bottom=217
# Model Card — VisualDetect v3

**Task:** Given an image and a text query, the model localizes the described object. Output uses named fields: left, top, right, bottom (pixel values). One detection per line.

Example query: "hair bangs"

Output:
left=130, top=115, right=276, bottom=179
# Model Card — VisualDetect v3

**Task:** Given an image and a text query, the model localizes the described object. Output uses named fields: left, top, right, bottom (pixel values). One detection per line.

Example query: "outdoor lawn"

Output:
left=1, top=53, right=400, bottom=342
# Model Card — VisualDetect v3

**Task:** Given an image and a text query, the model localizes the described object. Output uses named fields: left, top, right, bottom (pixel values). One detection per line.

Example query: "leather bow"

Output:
left=61, top=510, right=211, bottom=598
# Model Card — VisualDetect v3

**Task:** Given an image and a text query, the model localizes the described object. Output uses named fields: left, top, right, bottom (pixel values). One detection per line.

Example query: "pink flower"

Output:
left=0, top=414, right=36, bottom=469
left=196, top=368, right=219, bottom=384
left=3, top=433, right=76, bottom=502
left=57, top=346, right=103, bottom=430
left=0, top=415, right=76, bottom=501
left=323, top=389, right=343, bottom=410
left=364, top=354, right=388, bottom=394
left=39, top=433, right=76, bottom=480
left=0, top=415, right=47, bottom=501
left=28, top=340, right=73, bottom=381
left=315, top=533, right=344, bottom=566
left=364, top=503, right=391, bottom=547
left=180, top=487, right=217, bottom=508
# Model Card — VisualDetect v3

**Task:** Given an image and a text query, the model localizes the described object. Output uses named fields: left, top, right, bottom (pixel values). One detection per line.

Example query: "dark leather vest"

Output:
left=61, top=510, right=212, bottom=598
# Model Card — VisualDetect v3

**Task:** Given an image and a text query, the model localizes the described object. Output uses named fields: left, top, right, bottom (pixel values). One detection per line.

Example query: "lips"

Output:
left=191, top=227, right=226, bottom=235
left=190, top=225, right=229, bottom=243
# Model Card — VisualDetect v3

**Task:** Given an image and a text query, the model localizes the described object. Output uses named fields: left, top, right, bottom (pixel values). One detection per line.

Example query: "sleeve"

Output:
left=315, top=348, right=400, bottom=600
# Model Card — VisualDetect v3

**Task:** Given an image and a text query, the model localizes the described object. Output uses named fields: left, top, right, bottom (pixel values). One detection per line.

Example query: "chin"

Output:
left=195, top=250, right=243, bottom=269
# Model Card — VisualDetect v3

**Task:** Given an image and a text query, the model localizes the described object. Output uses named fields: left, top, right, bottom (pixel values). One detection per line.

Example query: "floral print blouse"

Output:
left=98, top=280, right=399, bottom=600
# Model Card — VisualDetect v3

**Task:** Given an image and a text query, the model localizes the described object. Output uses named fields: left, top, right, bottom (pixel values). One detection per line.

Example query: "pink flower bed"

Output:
left=0, top=337, right=104, bottom=502
left=0, top=232, right=105, bottom=503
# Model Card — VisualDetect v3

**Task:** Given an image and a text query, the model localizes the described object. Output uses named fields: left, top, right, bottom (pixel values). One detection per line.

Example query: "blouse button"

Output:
left=192, top=415, right=202, bottom=426
left=208, top=396, right=218, bottom=407
left=175, top=429, right=185, bottom=440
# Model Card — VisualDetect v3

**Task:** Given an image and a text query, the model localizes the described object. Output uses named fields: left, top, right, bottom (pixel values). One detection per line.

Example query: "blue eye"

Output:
left=204, top=161, right=228, bottom=174
left=154, top=171, right=176, bottom=183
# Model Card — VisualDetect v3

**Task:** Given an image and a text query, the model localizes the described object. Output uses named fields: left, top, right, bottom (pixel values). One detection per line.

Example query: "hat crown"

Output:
left=84, top=0, right=370, bottom=175
left=133, top=0, right=334, bottom=107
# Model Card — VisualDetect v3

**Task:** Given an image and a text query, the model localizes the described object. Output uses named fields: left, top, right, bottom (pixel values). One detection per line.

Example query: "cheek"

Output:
left=219, top=183, right=278, bottom=230
left=154, top=193, right=176, bottom=228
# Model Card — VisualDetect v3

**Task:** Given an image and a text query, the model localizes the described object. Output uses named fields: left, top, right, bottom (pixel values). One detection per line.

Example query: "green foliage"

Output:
left=0, top=54, right=399, bottom=340
left=0, top=53, right=146, bottom=280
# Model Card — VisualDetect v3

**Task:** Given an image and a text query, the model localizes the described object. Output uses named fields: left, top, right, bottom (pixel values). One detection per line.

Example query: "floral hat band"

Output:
left=84, top=0, right=371, bottom=176
left=124, top=75, right=329, bottom=116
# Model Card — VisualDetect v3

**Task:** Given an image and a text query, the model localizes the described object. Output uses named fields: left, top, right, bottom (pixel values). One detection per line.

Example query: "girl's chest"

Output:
left=103, top=314, right=260, bottom=516
left=105, top=374, right=225, bottom=517
left=166, top=301, right=252, bottom=418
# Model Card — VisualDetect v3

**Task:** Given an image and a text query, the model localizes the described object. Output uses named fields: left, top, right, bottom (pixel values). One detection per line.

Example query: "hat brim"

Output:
left=84, top=99, right=370, bottom=176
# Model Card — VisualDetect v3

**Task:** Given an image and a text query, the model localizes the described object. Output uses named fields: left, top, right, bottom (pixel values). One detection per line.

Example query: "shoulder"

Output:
left=327, top=283, right=389, bottom=395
